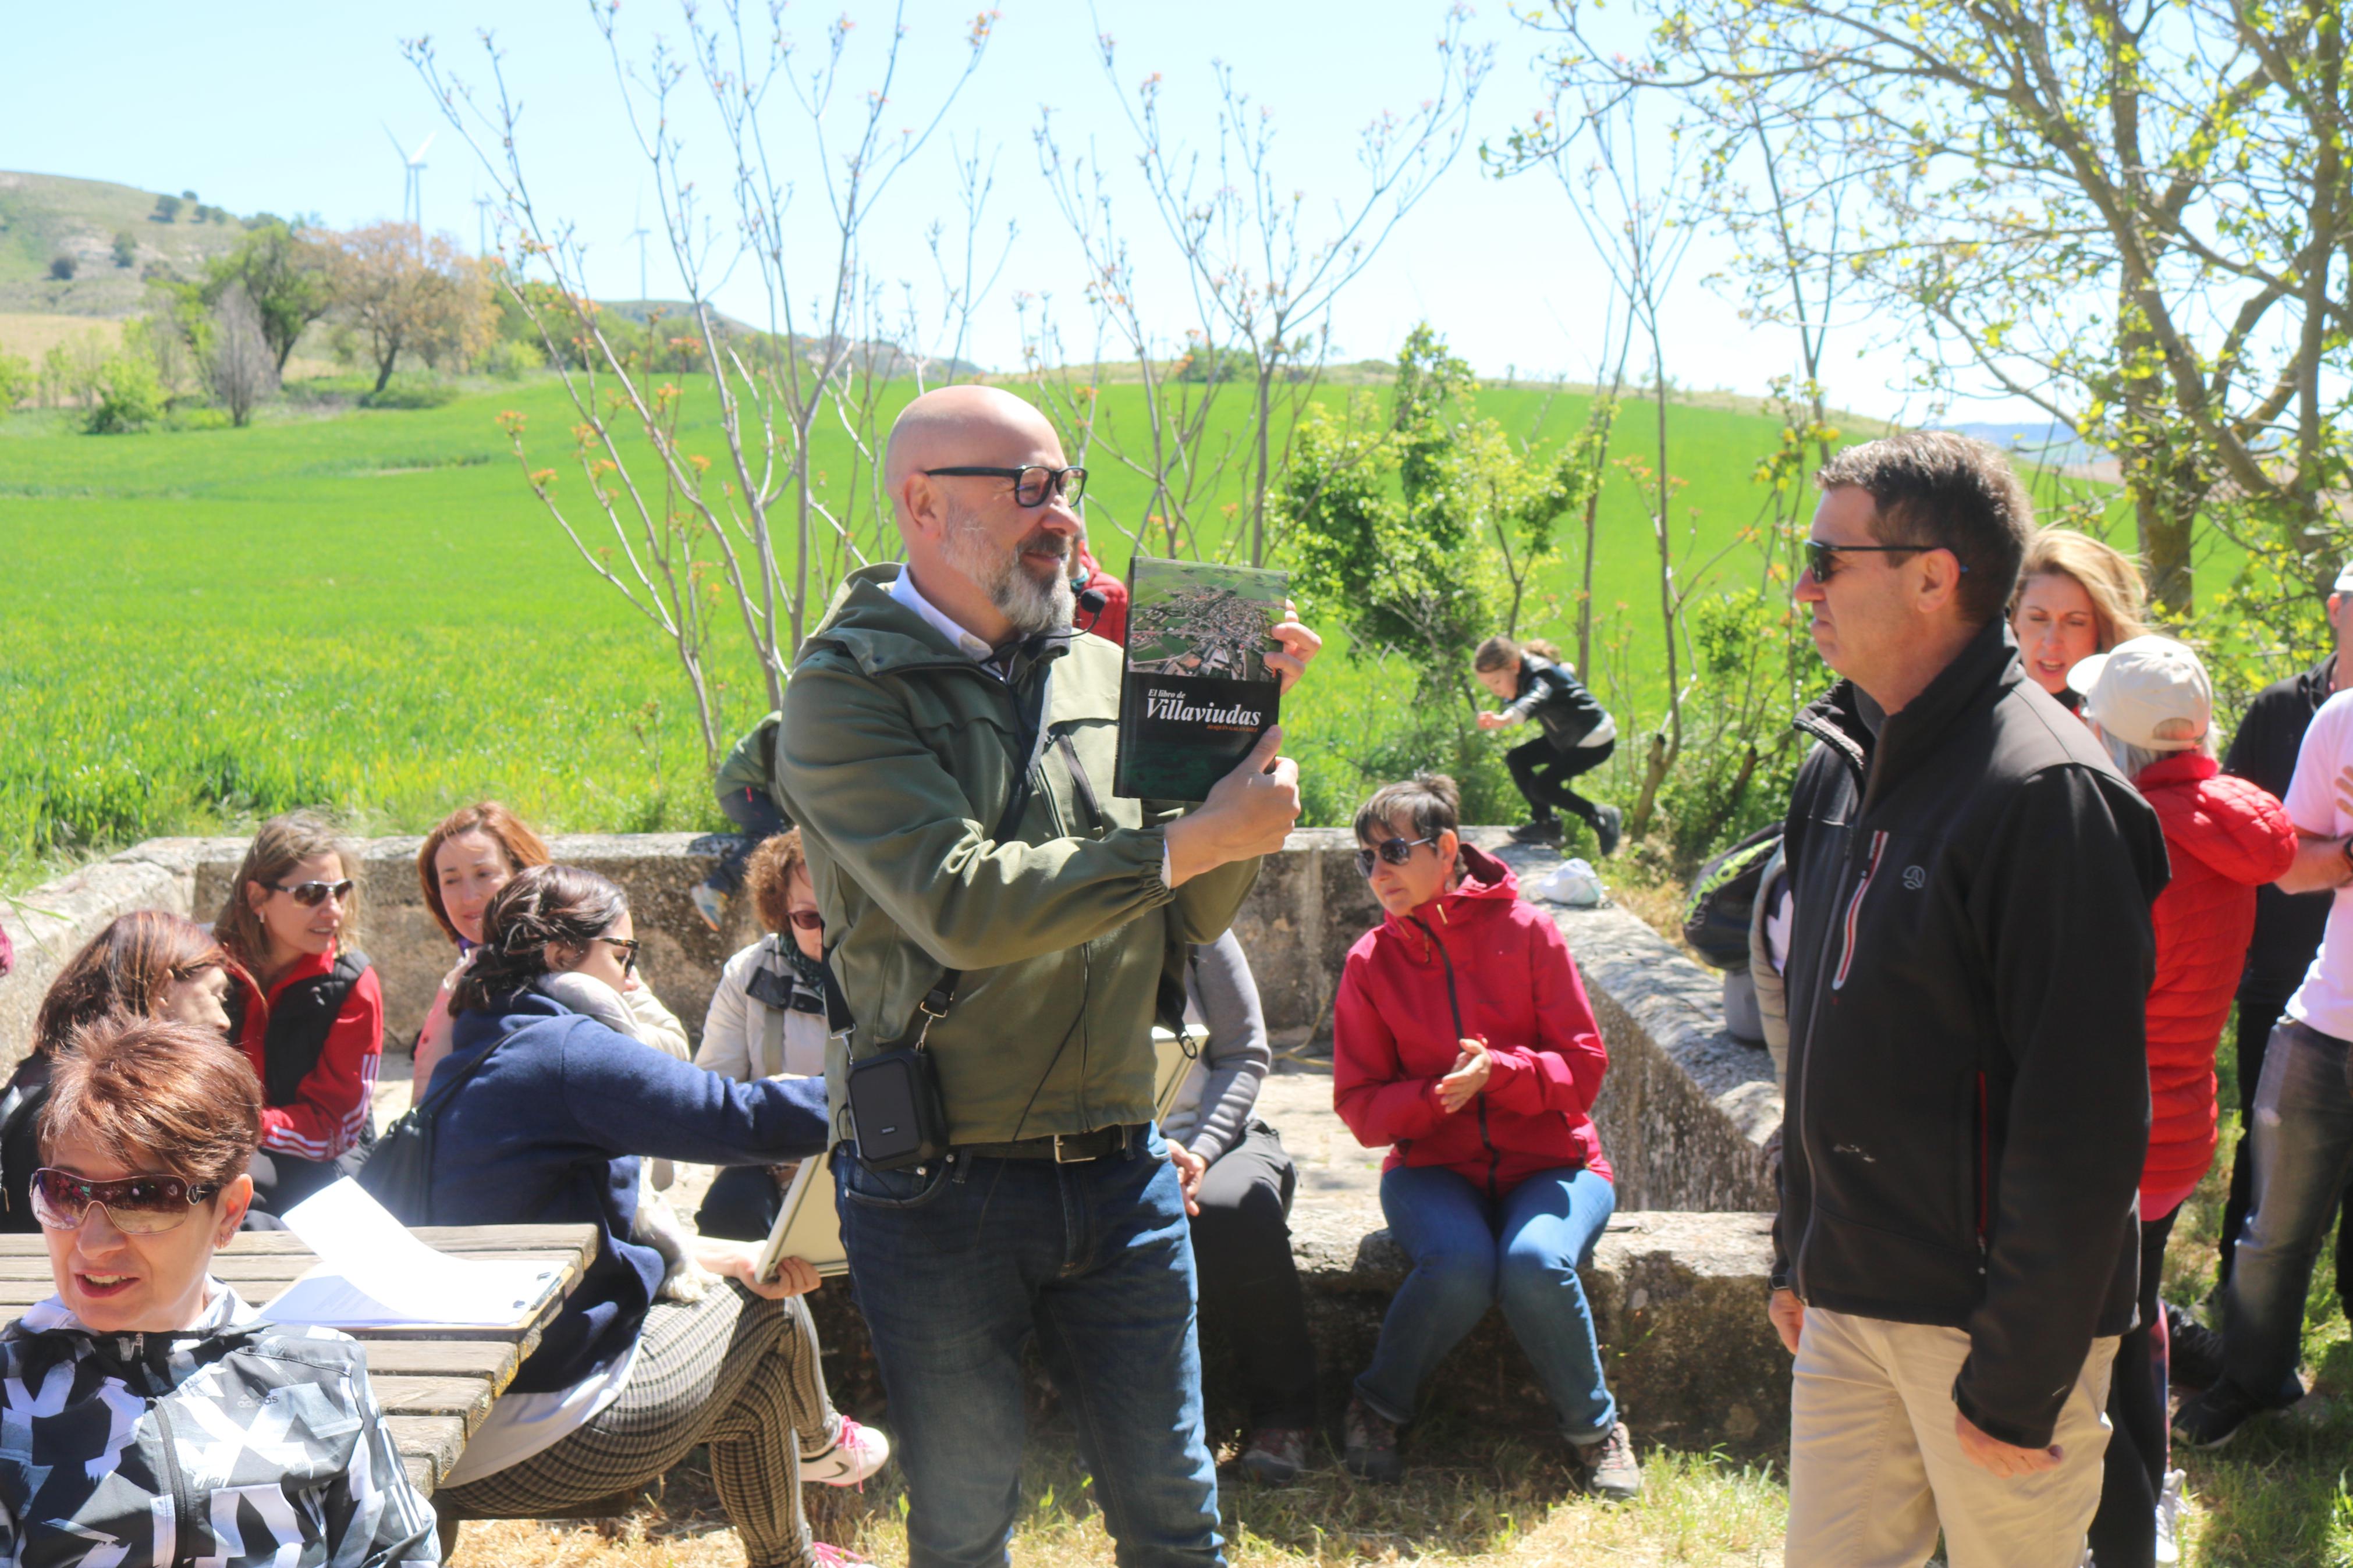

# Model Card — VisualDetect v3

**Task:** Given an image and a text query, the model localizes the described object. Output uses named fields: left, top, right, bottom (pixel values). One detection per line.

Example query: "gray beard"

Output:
left=943, top=513, right=1074, bottom=636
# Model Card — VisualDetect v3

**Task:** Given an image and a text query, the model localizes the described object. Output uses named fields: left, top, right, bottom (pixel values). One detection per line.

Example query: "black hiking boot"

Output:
left=1595, top=804, right=1624, bottom=856
left=1342, top=1396, right=1403, bottom=1483
left=2166, top=1302, right=2225, bottom=1393
left=1509, top=818, right=1564, bottom=846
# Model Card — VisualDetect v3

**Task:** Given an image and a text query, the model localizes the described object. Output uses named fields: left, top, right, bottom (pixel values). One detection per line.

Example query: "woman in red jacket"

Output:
left=2070, top=637, right=2297, bottom=1567
left=1331, top=773, right=1639, bottom=1499
left=214, top=811, right=385, bottom=1217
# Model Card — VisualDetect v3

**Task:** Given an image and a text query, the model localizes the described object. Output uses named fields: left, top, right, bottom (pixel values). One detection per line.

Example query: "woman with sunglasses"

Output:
left=1330, top=773, right=1639, bottom=1499
left=3, top=1015, right=438, bottom=1565
left=424, top=863, right=861, bottom=1566
left=694, top=830, right=831, bottom=1241
left=412, top=800, right=552, bottom=1101
left=1472, top=635, right=1623, bottom=856
left=0, top=911, right=249, bottom=1233
left=213, top=812, right=384, bottom=1218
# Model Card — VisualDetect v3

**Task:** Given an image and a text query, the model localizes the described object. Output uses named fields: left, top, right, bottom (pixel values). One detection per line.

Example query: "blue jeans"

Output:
left=708, top=785, right=790, bottom=893
left=836, top=1131, right=1222, bottom=1568
left=2223, top=1018, right=2353, bottom=1402
left=1357, top=1162, right=1618, bottom=1441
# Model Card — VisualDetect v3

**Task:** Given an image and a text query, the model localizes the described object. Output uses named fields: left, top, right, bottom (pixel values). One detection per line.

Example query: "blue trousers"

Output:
left=836, top=1132, right=1222, bottom=1568
left=708, top=785, right=790, bottom=893
left=1357, top=1162, right=1618, bottom=1441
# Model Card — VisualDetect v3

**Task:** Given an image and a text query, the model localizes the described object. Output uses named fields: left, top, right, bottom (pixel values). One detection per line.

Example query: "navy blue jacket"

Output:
left=435, top=993, right=829, bottom=1392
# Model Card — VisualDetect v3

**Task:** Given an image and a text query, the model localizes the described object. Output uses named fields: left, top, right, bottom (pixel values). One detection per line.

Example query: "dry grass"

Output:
left=446, top=1438, right=1790, bottom=1568
left=0, top=310, right=122, bottom=362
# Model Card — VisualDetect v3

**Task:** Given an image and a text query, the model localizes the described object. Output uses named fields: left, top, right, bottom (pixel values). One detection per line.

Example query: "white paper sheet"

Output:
left=265, top=1178, right=565, bottom=1329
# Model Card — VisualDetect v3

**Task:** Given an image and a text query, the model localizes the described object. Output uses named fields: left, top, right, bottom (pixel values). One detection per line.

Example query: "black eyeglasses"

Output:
left=922, top=465, right=1088, bottom=509
left=1804, top=539, right=1968, bottom=584
left=271, top=879, right=354, bottom=907
left=1355, top=835, right=1438, bottom=878
left=597, top=936, right=641, bottom=976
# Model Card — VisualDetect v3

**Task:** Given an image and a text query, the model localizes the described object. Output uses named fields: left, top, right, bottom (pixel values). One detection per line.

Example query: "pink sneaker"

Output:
left=812, top=1544, right=869, bottom=1565
left=802, top=1416, right=892, bottom=1487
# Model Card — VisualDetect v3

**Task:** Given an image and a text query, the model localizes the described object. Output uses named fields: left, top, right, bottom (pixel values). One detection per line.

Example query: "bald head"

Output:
left=884, top=385, right=1062, bottom=504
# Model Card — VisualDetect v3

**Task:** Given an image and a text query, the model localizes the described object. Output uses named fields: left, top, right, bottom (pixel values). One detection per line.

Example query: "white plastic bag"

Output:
left=1533, top=857, right=1606, bottom=909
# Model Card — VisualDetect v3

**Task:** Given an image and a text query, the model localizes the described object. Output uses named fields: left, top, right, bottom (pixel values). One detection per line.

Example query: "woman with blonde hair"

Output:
left=2010, top=528, right=2149, bottom=705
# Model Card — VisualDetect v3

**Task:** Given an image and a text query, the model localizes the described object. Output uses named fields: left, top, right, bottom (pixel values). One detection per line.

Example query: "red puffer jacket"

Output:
left=1332, top=846, right=1612, bottom=1194
left=2136, top=751, right=2297, bottom=1213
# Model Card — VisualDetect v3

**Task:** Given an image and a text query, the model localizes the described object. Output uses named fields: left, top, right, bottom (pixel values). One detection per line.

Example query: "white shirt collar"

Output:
left=890, top=564, right=997, bottom=663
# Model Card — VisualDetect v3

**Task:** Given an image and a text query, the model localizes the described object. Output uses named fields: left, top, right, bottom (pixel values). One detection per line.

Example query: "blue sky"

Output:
left=3, top=0, right=1988, bottom=420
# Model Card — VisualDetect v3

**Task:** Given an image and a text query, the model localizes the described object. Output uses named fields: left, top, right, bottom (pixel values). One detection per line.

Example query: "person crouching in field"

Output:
left=2066, top=638, right=2295, bottom=1566
left=212, top=812, right=384, bottom=1217
left=1474, top=636, right=1624, bottom=855
left=1330, top=772, right=1641, bottom=1499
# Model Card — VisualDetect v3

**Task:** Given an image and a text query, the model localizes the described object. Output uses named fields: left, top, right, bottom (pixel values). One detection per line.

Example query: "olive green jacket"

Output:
left=714, top=711, right=786, bottom=811
left=777, top=564, right=1261, bottom=1145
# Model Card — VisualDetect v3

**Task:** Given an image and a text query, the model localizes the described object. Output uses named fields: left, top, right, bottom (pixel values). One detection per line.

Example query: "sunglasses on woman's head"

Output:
left=1355, top=835, right=1438, bottom=878
left=271, top=879, right=354, bottom=907
left=30, top=1168, right=221, bottom=1235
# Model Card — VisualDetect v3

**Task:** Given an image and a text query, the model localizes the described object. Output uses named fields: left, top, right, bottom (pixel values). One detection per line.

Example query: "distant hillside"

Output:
left=0, top=171, right=254, bottom=317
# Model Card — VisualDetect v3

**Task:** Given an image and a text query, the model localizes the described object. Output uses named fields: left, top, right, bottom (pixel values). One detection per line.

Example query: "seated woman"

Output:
left=695, top=830, right=831, bottom=1243
left=427, top=864, right=872, bottom=1563
left=412, top=801, right=552, bottom=1101
left=1, top=911, right=247, bottom=1231
left=1, top=1015, right=437, bottom=1565
left=214, top=812, right=384, bottom=1216
left=1169, top=929, right=1322, bottom=1484
left=1332, top=773, right=1641, bottom=1499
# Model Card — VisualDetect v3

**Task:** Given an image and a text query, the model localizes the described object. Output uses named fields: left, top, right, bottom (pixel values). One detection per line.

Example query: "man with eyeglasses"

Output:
left=1770, top=432, right=2167, bottom=1567
left=778, top=383, right=1319, bottom=1567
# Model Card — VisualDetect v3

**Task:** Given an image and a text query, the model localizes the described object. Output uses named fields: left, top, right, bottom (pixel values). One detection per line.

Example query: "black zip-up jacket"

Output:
left=1502, top=657, right=1612, bottom=750
left=1774, top=617, right=2168, bottom=1449
left=2223, top=652, right=2337, bottom=993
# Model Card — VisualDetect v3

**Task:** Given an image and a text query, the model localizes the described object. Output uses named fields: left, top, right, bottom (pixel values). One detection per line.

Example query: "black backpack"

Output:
left=353, top=1029, right=506, bottom=1225
left=1682, top=823, right=1784, bottom=971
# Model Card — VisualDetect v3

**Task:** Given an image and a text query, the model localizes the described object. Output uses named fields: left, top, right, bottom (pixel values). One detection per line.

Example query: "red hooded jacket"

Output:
left=2135, top=751, right=2297, bottom=1214
left=1332, top=846, right=1612, bottom=1193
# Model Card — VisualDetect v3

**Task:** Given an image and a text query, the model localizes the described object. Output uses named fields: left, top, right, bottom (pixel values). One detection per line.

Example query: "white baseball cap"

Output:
left=2066, top=635, right=2212, bottom=752
left=2334, top=560, right=2353, bottom=594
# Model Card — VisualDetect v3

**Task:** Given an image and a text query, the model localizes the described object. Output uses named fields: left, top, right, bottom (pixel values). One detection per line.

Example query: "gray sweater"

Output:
left=1164, top=930, right=1272, bottom=1164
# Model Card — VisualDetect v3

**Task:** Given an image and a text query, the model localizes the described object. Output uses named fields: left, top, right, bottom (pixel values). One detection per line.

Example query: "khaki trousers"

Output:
left=1784, top=1304, right=2117, bottom=1568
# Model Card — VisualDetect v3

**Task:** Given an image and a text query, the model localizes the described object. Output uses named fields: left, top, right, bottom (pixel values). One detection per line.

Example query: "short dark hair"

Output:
left=1355, top=773, right=1461, bottom=844
left=1815, top=432, right=2032, bottom=625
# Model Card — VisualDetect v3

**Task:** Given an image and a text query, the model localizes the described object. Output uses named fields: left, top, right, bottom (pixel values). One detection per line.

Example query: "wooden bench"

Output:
left=0, top=1223, right=599, bottom=1495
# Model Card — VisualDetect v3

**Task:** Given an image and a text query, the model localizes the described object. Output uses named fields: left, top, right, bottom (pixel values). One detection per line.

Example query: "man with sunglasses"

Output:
left=779, top=384, right=1319, bottom=1568
left=1771, top=433, right=2167, bottom=1567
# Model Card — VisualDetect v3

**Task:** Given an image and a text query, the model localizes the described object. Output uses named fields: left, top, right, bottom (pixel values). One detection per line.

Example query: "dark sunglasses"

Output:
left=787, top=909, right=824, bottom=932
left=921, top=464, right=1088, bottom=509
left=1355, top=835, right=1439, bottom=878
left=271, top=879, right=354, bottom=907
left=597, top=936, right=641, bottom=975
left=31, top=1168, right=222, bottom=1235
left=1804, top=539, right=1971, bottom=584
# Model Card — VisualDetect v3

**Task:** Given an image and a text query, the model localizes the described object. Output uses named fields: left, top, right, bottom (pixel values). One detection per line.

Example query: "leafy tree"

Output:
left=319, top=223, right=497, bottom=394
left=0, top=352, right=31, bottom=411
left=83, top=353, right=162, bottom=434
left=151, top=194, right=180, bottom=223
left=111, top=233, right=136, bottom=269
left=195, top=220, right=336, bottom=374
left=47, top=256, right=73, bottom=281
left=1523, top=0, right=2353, bottom=620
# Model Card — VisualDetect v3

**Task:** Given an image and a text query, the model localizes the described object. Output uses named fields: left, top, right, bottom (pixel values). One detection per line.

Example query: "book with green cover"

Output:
left=1113, top=556, right=1290, bottom=802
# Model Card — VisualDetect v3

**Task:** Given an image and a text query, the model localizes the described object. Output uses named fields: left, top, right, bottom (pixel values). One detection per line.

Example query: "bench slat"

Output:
left=371, top=1375, right=497, bottom=1433
left=386, top=1415, right=469, bottom=1492
left=355, top=1341, right=519, bottom=1383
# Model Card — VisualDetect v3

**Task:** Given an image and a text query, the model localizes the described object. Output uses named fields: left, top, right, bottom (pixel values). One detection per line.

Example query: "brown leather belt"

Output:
left=956, top=1125, right=1144, bottom=1164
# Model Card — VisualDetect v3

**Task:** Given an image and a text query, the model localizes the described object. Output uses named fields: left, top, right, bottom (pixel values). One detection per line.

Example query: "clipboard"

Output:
left=754, top=1026, right=1204, bottom=1285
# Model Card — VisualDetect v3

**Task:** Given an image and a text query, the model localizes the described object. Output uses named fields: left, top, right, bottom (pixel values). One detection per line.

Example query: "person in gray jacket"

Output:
left=1173, top=931, right=1322, bottom=1484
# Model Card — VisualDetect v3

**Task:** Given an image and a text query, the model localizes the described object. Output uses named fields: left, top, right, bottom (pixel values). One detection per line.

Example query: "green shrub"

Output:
left=83, top=355, right=164, bottom=434
left=482, top=339, right=541, bottom=381
left=359, top=376, right=462, bottom=410
left=0, top=352, right=31, bottom=411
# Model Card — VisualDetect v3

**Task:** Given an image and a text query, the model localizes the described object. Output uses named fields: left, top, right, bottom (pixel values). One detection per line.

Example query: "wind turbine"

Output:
left=383, top=124, right=435, bottom=254
left=627, top=197, right=651, bottom=303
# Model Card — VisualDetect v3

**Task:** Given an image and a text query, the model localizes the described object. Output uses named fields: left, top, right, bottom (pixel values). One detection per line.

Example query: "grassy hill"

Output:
left=0, top=361, right=2148, bottom=891
left=0, top=171, right=255, bottom=318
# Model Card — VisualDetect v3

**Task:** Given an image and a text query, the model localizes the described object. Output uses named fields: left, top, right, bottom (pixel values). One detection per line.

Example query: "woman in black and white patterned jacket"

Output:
left=0, top=1015, right=437, bottom=1567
